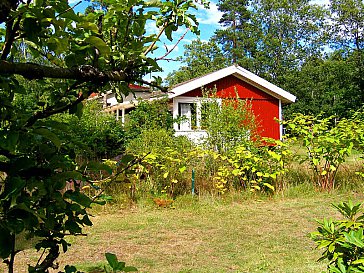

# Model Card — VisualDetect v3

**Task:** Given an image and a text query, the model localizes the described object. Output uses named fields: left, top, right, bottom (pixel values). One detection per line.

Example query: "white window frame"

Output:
left=173, top=96, right=222, bottom=131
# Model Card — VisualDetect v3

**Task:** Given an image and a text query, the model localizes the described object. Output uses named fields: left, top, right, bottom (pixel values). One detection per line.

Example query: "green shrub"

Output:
left=311, top=201, right=364, bottom=272
left=54, top=100, right=126, bottom=161
left=125, top=97, right=174, bottom=141
left=213, top=139, right=292, bottom=194
left=201, top=89, right=258, bottom=153
left=283, top=113, right=363, bottom=191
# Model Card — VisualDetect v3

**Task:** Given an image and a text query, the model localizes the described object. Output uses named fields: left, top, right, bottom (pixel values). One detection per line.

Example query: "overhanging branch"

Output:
left=0, top=61, right=128, bottom=82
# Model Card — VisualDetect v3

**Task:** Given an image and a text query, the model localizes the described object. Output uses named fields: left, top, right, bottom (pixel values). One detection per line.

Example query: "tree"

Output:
left=283, top=52, right=359, bottom=119
left=330, top=0, right=364, bottom=52
left=329, top=0, right=364, bottom=110
left=214, top=0, right=257, bottom=69
left=165, top=39, right=228, bottom=86
left=0, top=0, right=205, bottom=271
left=213, top=0, right=327, bottom=85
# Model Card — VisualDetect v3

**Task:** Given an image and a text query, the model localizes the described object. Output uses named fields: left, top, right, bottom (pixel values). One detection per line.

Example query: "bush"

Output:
left=125, top=128, right=196, bottom=197
left=311, top=201, right=364, bottom=272
left=124, top=97, right=174, bottom=141
left=201, top=89, right=258, bottom=153
left=54, top=100, right=126, bottom=161
left=283, top=113, right=363, bottom=191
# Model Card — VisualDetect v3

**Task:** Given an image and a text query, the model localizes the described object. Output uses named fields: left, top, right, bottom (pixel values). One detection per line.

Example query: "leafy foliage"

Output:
left=0, top=0, right=205, bottom=271
left=213, top=139, right=291, bottom=194
left=200, top=90, right=258, bottom=153
left=283, top=113, right=363, bottom=191
left=311, top=201, right=364, bottom=273
left=55, top=100, right=126, bottom=160
left=125, top=97, right=174, bottom=141
left=126, top=128, right=195, bottom=197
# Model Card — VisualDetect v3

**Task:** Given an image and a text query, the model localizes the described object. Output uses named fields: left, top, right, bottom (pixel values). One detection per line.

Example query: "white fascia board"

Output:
left=234, top=66, right=296, bottom=103
left=168, top=67, right=234, bottom=98
left=168, top=65, right=296, bottom=104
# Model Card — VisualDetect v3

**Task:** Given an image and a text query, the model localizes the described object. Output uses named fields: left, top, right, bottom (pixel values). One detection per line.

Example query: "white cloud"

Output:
left=145, top=20, right=159, bottom=35
left=310, top=0, right=330, bottom=6
left=196, top=2, right=223, bottom=26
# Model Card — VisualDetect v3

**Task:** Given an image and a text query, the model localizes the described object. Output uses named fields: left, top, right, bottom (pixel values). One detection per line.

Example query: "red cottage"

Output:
left=168, top=65, right=296, bottom=141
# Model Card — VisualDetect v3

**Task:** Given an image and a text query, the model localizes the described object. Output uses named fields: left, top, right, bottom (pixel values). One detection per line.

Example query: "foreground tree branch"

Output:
left=0, top=61, right=128, bottom=82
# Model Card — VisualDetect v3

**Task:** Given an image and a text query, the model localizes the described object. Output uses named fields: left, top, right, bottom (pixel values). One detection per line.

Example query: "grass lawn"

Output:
left=5, top=192, right=364, bottom=273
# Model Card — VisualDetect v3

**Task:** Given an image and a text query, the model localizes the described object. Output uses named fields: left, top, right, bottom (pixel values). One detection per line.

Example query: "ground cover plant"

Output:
left=311, top=200, right=364, bottom=273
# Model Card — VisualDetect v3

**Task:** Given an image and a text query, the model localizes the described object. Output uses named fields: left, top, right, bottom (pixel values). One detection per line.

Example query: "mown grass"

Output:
left=6, top=191, right=364, bottom=273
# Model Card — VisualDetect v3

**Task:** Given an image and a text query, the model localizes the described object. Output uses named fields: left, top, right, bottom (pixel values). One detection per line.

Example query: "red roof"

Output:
left=88, top=84, right=149, bottom=98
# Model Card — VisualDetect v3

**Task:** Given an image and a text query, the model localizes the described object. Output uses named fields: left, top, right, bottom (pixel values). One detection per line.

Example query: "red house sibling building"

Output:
left=169, top=65, right=296, bottom=141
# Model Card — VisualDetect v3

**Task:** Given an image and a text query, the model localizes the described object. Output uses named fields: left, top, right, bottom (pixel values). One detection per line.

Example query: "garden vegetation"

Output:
left=1, top=0, right=364, bottom=272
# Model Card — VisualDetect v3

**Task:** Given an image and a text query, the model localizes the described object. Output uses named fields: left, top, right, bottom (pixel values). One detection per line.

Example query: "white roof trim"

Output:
left=168, top=65, right=296, bottom=104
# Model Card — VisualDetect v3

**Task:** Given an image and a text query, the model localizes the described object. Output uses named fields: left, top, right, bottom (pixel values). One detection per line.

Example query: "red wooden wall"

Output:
left=182, top=75, right=281, bottom=140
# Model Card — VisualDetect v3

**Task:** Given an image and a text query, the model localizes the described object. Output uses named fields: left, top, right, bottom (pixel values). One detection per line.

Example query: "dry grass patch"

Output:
left=3, top=193, right=362, bottom=273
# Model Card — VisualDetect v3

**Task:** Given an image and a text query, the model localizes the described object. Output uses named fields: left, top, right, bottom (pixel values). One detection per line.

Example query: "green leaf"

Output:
left=352, top=258, right=364, bottom=265
left=105, top=252, right=119, bottom=269
left=1, top=176, right=26, bottom=200
left=0, top=130, right=19, bottom=152
left=86, top=161, right=113, bottom=175
left=263, top=183, right=275, bottom=191
left=118, top=154, right=136, bottom=167
left=124, top=266, right=138, bottom=272
left=65, top=219, right=82, bottom=234
left=64, top=191, right=93, bottom=208
left=85, top=36, right=111, bottom=56
left=69, top=102, right=84, bottom=119
left=34, top=0, right=43, bottom=6
left=23, top=17, right=41, bottom=41
left=77, top=21, right=99, bottom=33
left=64, top=265, right=78, bottom=273
left=33, top=127, right=62, bottom=149
left=82, top=215, right=93, bottom=226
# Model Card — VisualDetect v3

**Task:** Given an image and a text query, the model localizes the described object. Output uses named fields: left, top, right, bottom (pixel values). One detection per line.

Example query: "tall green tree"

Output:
left=284, top=53, right=359, bottom=119
left=251, top=0, right=327, bottom=84
left=213, top=0, right=327, bottom=85
left=214, top=0, right=257, bottom=70
left=0, top=0, right=204, bottom=271
left=329, top=0, right=364, bottom=110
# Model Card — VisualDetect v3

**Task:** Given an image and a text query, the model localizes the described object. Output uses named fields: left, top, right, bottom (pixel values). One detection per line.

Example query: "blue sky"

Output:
left=69, top=0, right=329, bottom=81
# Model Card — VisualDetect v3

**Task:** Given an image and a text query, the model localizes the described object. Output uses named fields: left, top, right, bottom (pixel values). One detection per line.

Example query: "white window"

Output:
left=173, top=97, right=221, bottom=131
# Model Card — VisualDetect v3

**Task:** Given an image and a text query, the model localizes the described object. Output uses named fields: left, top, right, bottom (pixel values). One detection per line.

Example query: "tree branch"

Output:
left=143, top=21, right=169, bottom=56
left=56, top=1, right=82, bottom=18
left=157, top=28, right=189, bottom=61
left=133, top=78, right=168, bottom=92
left=0, top=61, right=128, bottom=82
left=1, top=15, right=21, bottom=60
